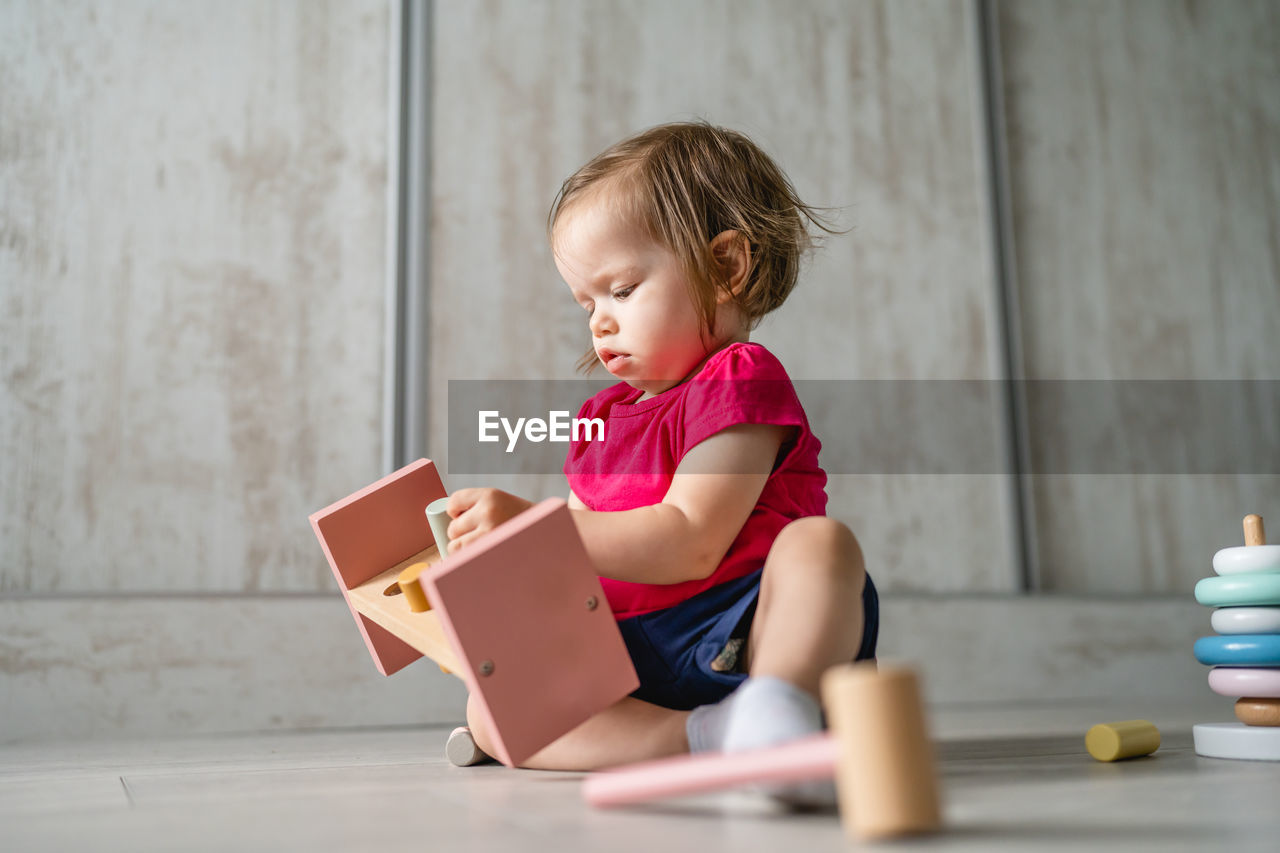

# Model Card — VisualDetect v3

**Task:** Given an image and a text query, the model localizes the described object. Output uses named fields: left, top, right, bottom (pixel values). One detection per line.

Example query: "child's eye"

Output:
left=612, top=284, right=638, bottom=300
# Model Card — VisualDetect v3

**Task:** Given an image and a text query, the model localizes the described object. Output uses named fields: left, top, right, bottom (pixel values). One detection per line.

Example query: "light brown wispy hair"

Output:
left=548, top=121, right=841, bottom=373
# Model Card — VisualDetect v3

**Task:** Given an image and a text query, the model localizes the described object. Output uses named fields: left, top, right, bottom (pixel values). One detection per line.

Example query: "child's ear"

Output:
left=710, top=230, right=751, bottom=302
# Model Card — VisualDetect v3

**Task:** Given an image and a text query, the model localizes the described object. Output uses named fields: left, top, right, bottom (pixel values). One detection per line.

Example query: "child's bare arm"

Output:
left=449, top=423, right=790, bottom=584
left=569, top=422, right=791, bottom=584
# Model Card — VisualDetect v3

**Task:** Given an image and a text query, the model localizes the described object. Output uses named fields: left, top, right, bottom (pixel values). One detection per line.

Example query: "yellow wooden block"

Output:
left=1086, top=720, right=1160, bottom=761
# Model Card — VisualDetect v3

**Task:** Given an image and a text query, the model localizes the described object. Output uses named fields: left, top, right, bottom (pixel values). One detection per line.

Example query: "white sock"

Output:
left=686, top=677, right=828, bottom=753
left=686, top=687, right=742, bottom=754
left=721, top=676, right=823, bottom=753
left=721, top=676, right=836, bottom=809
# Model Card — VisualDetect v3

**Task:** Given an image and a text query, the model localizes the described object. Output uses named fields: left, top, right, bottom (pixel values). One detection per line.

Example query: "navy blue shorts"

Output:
left=616, top=569, right=879, bottom=711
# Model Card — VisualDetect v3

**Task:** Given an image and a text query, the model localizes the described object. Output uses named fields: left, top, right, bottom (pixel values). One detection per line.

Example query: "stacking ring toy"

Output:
left=1211, top=606, right=1280, bottom=635
left=1212, top=544, right=1280, bottom=576
left=1195, top=574, right=1280, bottom=607
left=1208, top=667, right=1280, bottom=698
left=1235, top=698, right=1280, bottom=726
left=1193, top=723, right=1280, bottom=761
left=1194, top=634, right=1280, bottom=666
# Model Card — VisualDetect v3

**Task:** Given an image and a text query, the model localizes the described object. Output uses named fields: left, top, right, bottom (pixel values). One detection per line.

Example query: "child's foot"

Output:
left=686, top=687, right=741, bottom=753
left=688, top=675, right=823, bottom=753
left=445, top=726, right=495, bottom=767
left=720, top=676, right=836, bottom=809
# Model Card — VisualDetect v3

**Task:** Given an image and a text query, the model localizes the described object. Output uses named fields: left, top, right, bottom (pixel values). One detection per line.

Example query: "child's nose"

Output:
left=589, top=307, right=616, bottom=336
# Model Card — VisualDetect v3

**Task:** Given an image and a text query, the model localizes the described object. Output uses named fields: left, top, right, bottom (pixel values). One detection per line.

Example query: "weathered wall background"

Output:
left=1, top=0, right=390, bottom=593
left=2, top=0, right=1276, bottom=742
left=0, top=0, right=418, bottom=741
left=998, top=0, right=1280, bottom=592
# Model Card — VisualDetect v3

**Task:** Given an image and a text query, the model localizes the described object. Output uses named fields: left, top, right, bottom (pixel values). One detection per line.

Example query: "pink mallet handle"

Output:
left=584, top=733, right=837, bottom=807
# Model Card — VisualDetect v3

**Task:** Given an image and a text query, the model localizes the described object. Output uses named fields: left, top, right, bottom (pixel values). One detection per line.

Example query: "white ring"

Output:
left=1213, top=545, right=1280, bottom=576
left=1193, top=723, right=1280, bottom=761
left=1211, top=607, right=1280, bottom=635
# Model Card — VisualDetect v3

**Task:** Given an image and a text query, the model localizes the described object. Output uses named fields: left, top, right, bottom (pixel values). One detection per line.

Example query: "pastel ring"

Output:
left=1194, top=634, right=1280, bottom=666
left=1207, top=667, right=1280, bottom=698
left=1211, top=607, right=1280, bottom=635
left=1212, top=545, right=1280, bottom=576
left=1195, top=574, right=1280, bottom=607
left=1192, top=723, right=1280, bottom=761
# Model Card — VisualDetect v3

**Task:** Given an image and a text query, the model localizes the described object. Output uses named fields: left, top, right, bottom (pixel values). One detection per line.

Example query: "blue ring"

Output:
left=1194, top=634, right=1280, bottom=666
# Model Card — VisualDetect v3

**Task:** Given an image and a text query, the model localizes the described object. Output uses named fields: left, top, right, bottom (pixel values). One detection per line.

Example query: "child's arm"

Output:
left=448, top=423, right=790, bottom=585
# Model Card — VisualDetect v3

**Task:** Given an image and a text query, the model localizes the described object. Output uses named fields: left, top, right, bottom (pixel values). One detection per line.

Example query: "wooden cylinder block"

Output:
left=1086, top=720, right=1160, bottom=761
left=1235, top=697, right=1280, bottom=727
left=1244, top=514, right=1266, bottom=547
left=426, top=497, right=452, bottom=557
left=397, top=562, right=431, bottom=612
left=821, top=663, right=942, bottom=840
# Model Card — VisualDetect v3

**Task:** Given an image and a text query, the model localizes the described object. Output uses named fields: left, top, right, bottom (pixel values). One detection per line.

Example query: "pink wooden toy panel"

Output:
left=309, top=459, right=447, bottom=675
left=421, top=497, right=639, bottom=767
left=309, top=459, right=639, bottom=767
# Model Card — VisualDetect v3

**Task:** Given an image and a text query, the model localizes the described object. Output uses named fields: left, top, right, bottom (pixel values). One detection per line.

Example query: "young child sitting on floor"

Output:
left=445, top=121, right=877, bottom=797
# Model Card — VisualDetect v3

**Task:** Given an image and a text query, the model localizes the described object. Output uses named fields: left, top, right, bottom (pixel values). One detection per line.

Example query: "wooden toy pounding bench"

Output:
left=308, top=459, right=639, bottom=767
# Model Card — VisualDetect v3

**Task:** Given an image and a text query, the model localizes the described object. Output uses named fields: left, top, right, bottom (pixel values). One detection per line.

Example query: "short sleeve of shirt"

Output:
left=677, top=343, right=809, bottom=462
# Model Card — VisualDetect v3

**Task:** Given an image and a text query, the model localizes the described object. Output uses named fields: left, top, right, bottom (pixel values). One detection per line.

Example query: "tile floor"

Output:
left=3, top=697, right=1278, bottom=852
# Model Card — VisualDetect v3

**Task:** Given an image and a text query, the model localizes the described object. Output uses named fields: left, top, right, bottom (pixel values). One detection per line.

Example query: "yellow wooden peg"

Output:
left=1086, top=720, right=1160, bottom=761
left=397, top=561, right=431, bottom=612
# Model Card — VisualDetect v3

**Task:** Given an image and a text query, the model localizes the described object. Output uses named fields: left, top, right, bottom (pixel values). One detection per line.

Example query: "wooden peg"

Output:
left=397, top=561, right=431, bottom=612
left=1085, top=720, right=1160, bottom=761
left=1244, top=514, right=1266, bottom=547
left=427, top=497, right=452, bottom=557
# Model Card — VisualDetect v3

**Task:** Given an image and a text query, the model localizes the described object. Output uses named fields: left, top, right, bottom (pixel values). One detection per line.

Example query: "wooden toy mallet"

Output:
left=584, top=663, right=943, bottom=841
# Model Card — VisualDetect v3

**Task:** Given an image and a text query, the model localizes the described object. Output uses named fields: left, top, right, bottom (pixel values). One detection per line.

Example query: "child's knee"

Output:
left=775, top=517, right=864, bottom=582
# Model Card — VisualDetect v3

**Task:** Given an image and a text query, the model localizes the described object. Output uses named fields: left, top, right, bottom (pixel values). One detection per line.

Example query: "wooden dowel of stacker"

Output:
left=1244, top=514, right=1265, bottom=547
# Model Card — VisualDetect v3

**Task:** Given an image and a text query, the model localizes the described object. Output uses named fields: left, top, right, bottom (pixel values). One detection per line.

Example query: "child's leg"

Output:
left=688, top=517, right=865, bottom=805
left=741, top=516, right=866, bottom=694
left=685, top=517, right=866, bottom=756
left=466, top=690, right=689, bottom=771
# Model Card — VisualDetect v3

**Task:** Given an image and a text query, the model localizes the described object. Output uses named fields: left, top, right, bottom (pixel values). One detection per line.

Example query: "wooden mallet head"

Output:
left=823, top=663, right=943, bottom=839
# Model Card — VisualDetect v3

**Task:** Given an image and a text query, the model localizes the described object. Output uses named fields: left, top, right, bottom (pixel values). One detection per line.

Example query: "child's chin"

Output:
left=626, top=378, right=681, bottom=398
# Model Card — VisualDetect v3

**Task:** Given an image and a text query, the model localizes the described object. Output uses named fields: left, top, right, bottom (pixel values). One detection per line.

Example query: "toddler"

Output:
left=446, top=122, right=877, bottom=795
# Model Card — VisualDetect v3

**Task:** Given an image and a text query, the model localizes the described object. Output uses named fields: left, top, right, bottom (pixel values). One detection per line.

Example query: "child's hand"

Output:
left=445, top=488, right=534, bottom=552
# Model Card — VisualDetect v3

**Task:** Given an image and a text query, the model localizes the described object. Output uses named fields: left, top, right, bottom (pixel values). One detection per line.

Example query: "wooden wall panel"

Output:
left=0, top=1, right=390, bottom=591
left=999, top=0, right=1280, bottom=591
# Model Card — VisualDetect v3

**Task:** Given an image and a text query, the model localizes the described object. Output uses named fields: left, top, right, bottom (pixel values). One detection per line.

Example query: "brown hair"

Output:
left=548, top=121, right=840, bottom=373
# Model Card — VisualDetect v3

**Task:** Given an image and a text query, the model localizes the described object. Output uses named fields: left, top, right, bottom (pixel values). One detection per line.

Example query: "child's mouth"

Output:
left=598, top=349, right=629, bottom=372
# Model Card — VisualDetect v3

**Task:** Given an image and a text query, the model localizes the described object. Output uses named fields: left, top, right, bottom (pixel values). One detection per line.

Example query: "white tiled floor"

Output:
left=4, top=697, right=1278, bottom=852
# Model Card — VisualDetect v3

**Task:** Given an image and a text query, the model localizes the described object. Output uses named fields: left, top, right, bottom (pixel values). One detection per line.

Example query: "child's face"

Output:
left=554, top=198, right=720, bottom=399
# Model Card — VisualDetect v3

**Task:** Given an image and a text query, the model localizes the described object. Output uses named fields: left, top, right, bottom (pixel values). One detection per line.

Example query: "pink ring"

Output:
left=1208, top=667, right=1280, bottom=698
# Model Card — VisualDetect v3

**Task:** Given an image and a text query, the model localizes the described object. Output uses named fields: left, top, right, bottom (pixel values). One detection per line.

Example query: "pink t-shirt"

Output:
left=564, top=342, right=827, bottom=620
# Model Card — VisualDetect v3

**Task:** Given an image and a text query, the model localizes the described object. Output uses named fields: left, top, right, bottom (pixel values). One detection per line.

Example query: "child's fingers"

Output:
left=440, top=488, right=529, bottom=553
left=448, top=528, right=481, bottom=553
left=446, top=488, right=483, bottom=517
left=445, top=507, right=478, bottom=544
left=445, top=488, right=500, bottom=545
